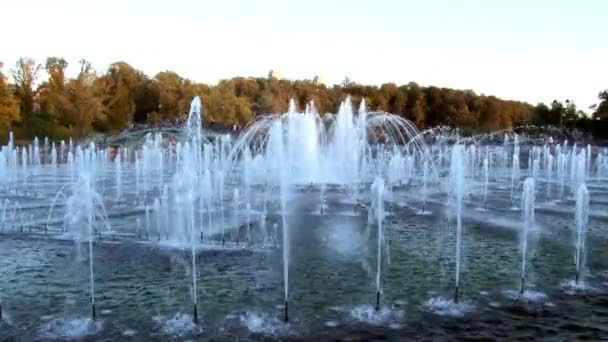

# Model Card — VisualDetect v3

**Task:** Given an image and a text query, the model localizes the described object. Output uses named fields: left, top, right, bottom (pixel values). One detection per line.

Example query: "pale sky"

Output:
left=3, top=0, right=606, bottom=111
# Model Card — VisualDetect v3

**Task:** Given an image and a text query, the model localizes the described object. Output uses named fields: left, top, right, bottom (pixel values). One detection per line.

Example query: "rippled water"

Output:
left=1, top=176, right=608, bottom=340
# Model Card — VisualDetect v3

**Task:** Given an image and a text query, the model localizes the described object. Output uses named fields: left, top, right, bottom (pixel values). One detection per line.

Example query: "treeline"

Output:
left=1, top=57, right=606, bottom=141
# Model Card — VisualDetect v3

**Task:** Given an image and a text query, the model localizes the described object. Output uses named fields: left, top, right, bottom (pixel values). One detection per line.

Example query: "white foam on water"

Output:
left=347, top=304, right=404, bottom=325
left=393, top=299, right=408, bottom=306
left=324, top=320, right=339, bottom=328
left=39, top=317, right=101, bottom=339
left=503, top=289, right=547, bottom=303
left=489, top=301, right=501, bottom=308
left=239, top=312, right=285, bottom=335
left=561, top=279, right=595, bottom=295
left=122, top=329, right=137, bottom=337
left=153, top=313, right=202, bottom=337
left=40, top=314, right=54, bottom=321
left=424, top=297, right=474, bottom=317
left=0, top=312, right=13, bottom=325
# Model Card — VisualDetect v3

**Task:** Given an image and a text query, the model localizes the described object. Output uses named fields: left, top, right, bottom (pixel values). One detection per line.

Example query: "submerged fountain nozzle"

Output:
left=454, top=285, right=460, bottom=304
left=283, top=300, right=289, bottom=323
left=193, top=303, right=198, bottom=324
left=91, top=303, right=96, bottom=320
left=0, top=301, right=3, bottom=321
left=375, top=291, right=381, bottom=311
left=520, top=276, right=525, bottom=295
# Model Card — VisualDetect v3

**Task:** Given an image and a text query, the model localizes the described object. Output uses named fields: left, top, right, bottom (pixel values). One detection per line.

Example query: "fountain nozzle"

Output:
left=375, top=291, right=381, bottom=311
left=283, top=300, right=289, bottom=323
left=454, top=286, right=460, bottom=304
left=193, top=303, right=198, bottom=324
left=91, top=303, right=96, bottom=320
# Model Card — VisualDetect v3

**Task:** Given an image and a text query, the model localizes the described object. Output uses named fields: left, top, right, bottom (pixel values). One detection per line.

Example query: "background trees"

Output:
left=11, top=58, right=41, bottom=135
left=0, top=63, right=20, bottom=141
left=0, top=56, right=605, bottom=142
left=593, top=90, right=608, bottom=120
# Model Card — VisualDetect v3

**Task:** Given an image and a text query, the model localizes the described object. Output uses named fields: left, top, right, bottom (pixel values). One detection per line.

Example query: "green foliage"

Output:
left=593, top=90, right=608, bottom=120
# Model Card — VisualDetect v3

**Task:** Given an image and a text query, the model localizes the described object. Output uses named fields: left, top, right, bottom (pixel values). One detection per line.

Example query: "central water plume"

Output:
left=226, top=97, right=433, bottom=187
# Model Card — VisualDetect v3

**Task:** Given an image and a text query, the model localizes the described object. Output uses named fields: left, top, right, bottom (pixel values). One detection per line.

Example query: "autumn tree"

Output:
left=153, top=71, right=194, bottom=122
left=11, top=57, right=41, bottom=125
left=0, top=62, right=20, bottom=140
left=63, top=60, right=104, bottom=136
left=39, top=57, right=71, bottom=128
left=99, top=62, right=140, bottom=130
left=202, top=80, right=252, bottom=125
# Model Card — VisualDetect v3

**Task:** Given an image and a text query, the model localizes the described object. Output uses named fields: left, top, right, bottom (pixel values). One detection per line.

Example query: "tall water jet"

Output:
left=371, top=177, right=386, bottom=310
left=520, top=178, right=535, bottom=294
left=422, top=160, right=428, bottom=213
left=510, top=154, right=520, bottom=208
left=449, top=145, right=465, bottom=303
left=482, top=156, right=489, bottom=209
left=65, top=172, right=99, bottom=320
left=320, top=183, right=326, bottom=215
left=574, top=183, right=590, bottom=285
left=281, top=177, right=289, bottom=322
left=114, top=152, right=122, bottom=200
left=233, top=188, right=240, bottom=244
left=185, top=97, right=202, bottom=324
left=267, top=119, right=290, bottom=322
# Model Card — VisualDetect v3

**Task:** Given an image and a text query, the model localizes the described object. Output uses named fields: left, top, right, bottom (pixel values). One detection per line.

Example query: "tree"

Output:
left=341, top=76, right=354, bottom=87
left=530, top=103, right=552, bottom=125
left=202, top=80, right=252, bottom=125
left=63, top=60, right=104, bottom=136
left=404, top=82, right=426, bottom=127
left=0, top=62, right=20, bottom=140
left=99, top=62, right=140, bottom=130
left=40, top=57, right=71, bottom=126
left=133, top=76, right=160, bottom=123
left=593, top=90, right=608, bottom=120
left=11, top=57, right=41, bottom=123
left=154, top=71, right=193, bottom=121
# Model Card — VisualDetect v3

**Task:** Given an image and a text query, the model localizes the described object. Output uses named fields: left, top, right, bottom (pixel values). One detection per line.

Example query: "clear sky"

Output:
left=3, top=0, right=606, bottom=111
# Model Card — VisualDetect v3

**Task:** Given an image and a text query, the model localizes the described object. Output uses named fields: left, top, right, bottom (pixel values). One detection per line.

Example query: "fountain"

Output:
left=520, top=177, right=535, bottom=294
left=449, top=144, right=465, bottom=303
left=371, top=177, right=386, bottom=310
left=574, top=183, right=590, bottom=285
left=1, top=95, right=608, bottom=340
left=482, top=156, right=489, bottom=209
